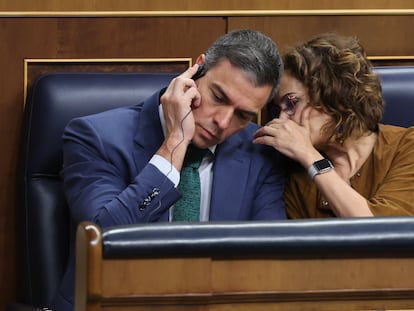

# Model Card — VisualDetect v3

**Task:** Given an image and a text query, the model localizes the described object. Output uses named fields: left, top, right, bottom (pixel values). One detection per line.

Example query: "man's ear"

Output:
left=195, top=54, right=206, bottom=65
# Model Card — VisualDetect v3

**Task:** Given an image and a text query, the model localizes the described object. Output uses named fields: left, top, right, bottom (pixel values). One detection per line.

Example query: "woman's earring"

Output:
left=337, top=125, right=344, bottom=144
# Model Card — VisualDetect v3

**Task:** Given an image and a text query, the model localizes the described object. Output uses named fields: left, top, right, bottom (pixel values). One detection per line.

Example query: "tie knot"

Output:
left=184, top=145, right=208, bottom=169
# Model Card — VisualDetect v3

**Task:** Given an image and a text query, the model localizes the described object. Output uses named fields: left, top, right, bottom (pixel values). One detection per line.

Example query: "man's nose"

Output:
left=215, top=107, right=234, bottom=129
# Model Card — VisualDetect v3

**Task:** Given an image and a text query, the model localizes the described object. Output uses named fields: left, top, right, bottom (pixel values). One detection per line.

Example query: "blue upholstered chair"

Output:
left=375, top=66, right=414, bottom=127
left=13, top=72, right=177, bottom=310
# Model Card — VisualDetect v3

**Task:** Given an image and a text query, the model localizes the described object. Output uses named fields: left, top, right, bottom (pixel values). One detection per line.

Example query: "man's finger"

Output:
left=180, top=64, right=200, bottom=79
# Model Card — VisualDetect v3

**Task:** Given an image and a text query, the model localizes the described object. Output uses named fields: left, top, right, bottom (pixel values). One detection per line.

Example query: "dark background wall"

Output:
left=1, top=0, right=414, bottom=308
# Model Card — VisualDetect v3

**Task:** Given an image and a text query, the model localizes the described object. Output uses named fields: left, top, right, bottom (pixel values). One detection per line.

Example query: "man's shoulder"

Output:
left=71, top=89, right=161, bottom=127
left=224, top=122, right=272, bottom=154
left=63, top=104, right=144, bottom=144
left=237, top=122, right=260, bottom=138
left=237, top=122, right=286, bottom=163
left=84, top=104, right=141, bottom=123
left=66, top=102, right=146, bottom=134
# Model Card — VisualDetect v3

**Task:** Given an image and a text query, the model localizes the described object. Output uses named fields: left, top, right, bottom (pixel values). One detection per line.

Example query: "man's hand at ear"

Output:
left=157, top=64, right=202, bottom=171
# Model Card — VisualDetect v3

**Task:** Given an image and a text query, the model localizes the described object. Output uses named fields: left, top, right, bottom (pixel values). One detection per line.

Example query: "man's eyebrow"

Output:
left=212, top=83, right=258, bottom=117
left=237, top=108, right=258, bottom=118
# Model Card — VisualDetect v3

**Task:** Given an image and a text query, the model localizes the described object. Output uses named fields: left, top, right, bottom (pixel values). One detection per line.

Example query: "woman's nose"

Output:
left=278, top=110, right=290, bottom=120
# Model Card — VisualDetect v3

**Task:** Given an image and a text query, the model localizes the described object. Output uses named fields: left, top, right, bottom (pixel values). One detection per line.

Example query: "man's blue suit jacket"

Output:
left=52, top=89, right=286, bottom=311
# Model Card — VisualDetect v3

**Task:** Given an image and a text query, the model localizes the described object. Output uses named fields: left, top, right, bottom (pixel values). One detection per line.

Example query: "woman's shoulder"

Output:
left=376, top=124, right=414, bottom=164
left=378, top=124, right=414, bottom=144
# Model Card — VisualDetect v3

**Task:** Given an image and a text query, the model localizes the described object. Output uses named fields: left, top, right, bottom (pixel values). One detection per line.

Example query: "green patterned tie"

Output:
left=173, top=145, right=208, bottom=221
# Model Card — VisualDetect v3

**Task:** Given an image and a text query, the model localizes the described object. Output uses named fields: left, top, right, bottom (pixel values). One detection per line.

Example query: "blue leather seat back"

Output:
left=18, top=72, right=177, bottom=307
left=375, top=66, right=414, bottom=127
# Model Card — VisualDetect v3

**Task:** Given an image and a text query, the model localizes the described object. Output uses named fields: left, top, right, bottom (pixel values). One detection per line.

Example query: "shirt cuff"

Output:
left=149, top=154, right=180, bottom=187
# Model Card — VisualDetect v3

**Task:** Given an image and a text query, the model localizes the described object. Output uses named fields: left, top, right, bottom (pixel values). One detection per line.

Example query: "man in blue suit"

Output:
left=52, top=29, right=286, bottom=311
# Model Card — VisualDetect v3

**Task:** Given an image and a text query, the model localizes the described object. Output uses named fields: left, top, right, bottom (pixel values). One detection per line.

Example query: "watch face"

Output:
left=308, top=158, right=334, bottom=179
left=315, top=159, right=333, bottom=170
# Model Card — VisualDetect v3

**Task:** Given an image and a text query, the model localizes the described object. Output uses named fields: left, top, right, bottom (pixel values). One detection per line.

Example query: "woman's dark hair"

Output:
left=283, top=32, right=384, bottom=142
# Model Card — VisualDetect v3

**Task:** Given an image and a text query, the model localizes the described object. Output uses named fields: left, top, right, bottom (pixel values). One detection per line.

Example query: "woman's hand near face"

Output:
left=253, top=107, right=322, bottom=168
left=255, top=105, right=374, bottom=218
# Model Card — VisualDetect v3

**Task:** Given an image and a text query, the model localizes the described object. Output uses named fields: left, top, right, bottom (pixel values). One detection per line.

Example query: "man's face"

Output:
left=191, top=60, right=272, bottom=149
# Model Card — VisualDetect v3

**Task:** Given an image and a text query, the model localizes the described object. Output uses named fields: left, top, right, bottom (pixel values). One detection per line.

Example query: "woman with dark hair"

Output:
left=254, top=32, right=414, bottom=218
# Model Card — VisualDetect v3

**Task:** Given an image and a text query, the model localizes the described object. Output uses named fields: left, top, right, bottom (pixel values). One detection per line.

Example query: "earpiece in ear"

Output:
left=192, top=64, right=205, bottom=81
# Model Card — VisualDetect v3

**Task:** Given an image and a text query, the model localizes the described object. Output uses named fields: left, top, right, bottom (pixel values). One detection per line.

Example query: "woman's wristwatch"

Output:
left=307, top=158, right=334, bottom=179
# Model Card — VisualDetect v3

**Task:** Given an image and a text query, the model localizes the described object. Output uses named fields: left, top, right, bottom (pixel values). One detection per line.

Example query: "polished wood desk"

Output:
left=75, top=220, right=414, bottom=311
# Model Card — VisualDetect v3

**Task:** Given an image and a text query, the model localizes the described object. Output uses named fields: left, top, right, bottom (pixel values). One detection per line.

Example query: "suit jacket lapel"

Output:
left=209, top=134, right=250, bottom=220
left=133, top=91, right=165, bottom=172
